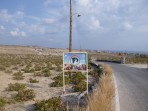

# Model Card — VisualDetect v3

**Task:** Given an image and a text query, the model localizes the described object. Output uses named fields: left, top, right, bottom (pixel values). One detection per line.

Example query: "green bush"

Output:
left=6, top=83, right=26, bottom=91
left=5, top=69, right=12, bottom=74
left=42, top=68, right=49, bottom=73
left=89, top=68, right=102, bottom=77
left=34, top=72, right=42, bottom=77
left=34, top=71, right=51, bottom=77
left=29, top=78, right=39, bottom=83
left=12, top=66, right=19, bottom=70
left=15, top=89, right=35, bottom=101
left=56, top=65, right=62, bottom=72
left=72, top=81, right=87, bottom=92
left=35, top=97, right=66, bottom=111
left=23, top=68, right=34, bottom=73
left=50, top=75, right=69, bottom=87
left=0, top=98, right=7, bottom=109
left=44, top=72, right=51, bottom=77
left=71, top=72, right=86, bottom=84
left=0, top=97, right=15, bottom=110
left=88, top=62, right=92, bottom=69
left=0, top=65, right=6, bottom=71
left=13, top=71, right=24, bottom=80
left=34, top=65, right=42, bottom=71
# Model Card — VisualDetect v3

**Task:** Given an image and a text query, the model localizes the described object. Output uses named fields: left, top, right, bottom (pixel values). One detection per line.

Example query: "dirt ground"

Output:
left=0, top=70, right=63, bottom=111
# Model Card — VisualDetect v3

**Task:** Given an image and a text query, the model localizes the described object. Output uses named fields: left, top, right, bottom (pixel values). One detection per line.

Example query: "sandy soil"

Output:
left=0, top=70, right=63, bottom=111
left=0, top=45, right=82, bottom=111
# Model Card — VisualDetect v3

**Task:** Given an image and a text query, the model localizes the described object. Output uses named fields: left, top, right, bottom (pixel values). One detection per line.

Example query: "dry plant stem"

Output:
left=88, top=74, right=115, bottom=111
left=87, top=65, right=114, bottom=111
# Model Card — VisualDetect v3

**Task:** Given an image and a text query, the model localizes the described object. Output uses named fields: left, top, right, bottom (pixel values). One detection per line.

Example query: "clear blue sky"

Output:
left=0, top=0, right=148, bottom=52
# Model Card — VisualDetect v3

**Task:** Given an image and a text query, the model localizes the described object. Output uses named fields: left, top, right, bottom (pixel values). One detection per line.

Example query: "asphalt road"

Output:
left=98, top=62, right=148, bottom=111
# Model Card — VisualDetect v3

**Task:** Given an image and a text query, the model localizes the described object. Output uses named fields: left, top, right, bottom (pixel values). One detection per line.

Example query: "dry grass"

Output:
left=88, top=64, right=114, bottom=111
left=100, top=64, right=113, bottom=75
left=88, top=75, right=115, bottom=111
left=76, top=64, right=115, bottom=111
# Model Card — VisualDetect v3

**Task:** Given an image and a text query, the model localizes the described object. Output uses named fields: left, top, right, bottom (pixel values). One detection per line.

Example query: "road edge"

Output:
left=113, top=73, right=120, bottom=111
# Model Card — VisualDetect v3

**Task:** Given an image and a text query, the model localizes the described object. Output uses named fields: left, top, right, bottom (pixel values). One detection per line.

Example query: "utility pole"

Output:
left=69, top=0, right=72, bottom=52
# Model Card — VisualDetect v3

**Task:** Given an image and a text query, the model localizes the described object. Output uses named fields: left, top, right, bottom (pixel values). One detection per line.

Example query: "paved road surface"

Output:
left=98, top=62, right=148, bottom=111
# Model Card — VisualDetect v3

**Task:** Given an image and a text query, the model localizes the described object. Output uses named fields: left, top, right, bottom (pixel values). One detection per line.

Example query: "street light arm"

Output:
left=72, top=13, right=81, bottom=17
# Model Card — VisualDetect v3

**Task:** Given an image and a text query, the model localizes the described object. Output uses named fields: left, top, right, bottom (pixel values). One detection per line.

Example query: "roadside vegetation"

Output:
left=0, top=54, right=62, bottom=74
left=6, top=83, right=26, bottom=91
left=15, top=89, right=35, bottom=102
left=0, top=53, right=115, bottom=111
left=90, top=52, right=148, bottom=64
left=0, top=97, right=15, bottom=110
left=35, top=97, right=66, bottom=111
left=87, top=64, right=114, bottom=111
left=29, top=78, right=39, bottom=83
left=13, top=71, right=24, bottom=80
left=0, top=54, right=63, bottom=110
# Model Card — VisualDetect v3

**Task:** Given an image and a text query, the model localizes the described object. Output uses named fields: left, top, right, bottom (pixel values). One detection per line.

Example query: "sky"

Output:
left=0, top=0, right=148, bottom=52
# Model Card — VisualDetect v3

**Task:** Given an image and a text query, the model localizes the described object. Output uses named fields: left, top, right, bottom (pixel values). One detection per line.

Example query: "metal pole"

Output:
left=63, top=71, right=65, bottom=93
left=63, top=53, right=65, bottom=93
left=69, top=0, right=72, bottom=52
left=87, top=53, right=89, bottom=95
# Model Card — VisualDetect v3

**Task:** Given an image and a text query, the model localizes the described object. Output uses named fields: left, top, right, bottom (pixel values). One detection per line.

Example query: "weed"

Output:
left=50, top=75, right=69, bottom=87
left=35, top=97, right=66, bottom=111
left=5, top=69, right=12, bottom=74
left=72, top=81, right=87, bottom=92
left=15, top=89, right=35, bottom=101
left=0, top=65, right=6, bottom=71
left=71, top=72, right=86, bottom=84
left=0, top=98, right=6, bottom=109
left=34, top=71, right=51, bottom=77
left=88, top=74, right=114, bottom=111
left=29, top=78, right=39, bottom=83
left=6, top=83, right=26, bottom=91
left=13, top=71, right=24, bottom=80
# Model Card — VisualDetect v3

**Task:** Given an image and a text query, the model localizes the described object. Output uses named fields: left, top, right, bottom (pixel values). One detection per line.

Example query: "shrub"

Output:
left=88, top=62, right=92, bottom=69
left=0, top=65, right=6, bottom=71
left=56, top=65, right=62, bottom=72
left=71, top=72, right=86, bottom=84
left=12, top=66, right=18, bottom=70
left=0, top=98, right=6, bottom=109
left=34, top=65, right=42, bottom=71
left=29, top=78, right=39, bottom=83
left=34, top=71, right=51, bottom=77
left=101, top=64, right=112, bottom=75
left=23, top=68, right=34, bottom=73
left=44, top=72, right=51, bottom=77
left=89, top=68, right=102, bottom=77
left=0, top=97, right=15, bottom=110
left=13, top=71, right=24, bottom=80
left=72, top=81, right=87, bottom=92
left=50, top=75, right=69, bottom=87
left=35, top=97, right=66, bottom=111
left=34, top=72, right=42, bottom=77
left=15, top=89, right=35, bottom=101
left=6, top=83, right=26, bottom=91
left=5, top=69, right=12, bottom=74
left=42, top=68, right=49, bottom=73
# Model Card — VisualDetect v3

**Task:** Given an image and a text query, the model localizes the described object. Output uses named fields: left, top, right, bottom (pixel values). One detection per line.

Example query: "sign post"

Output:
left=63, top=52, right=88, bottom=94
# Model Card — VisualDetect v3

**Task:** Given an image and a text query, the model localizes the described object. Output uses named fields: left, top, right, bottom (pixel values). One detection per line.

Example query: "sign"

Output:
left=63, top=52, right=87, bottom=71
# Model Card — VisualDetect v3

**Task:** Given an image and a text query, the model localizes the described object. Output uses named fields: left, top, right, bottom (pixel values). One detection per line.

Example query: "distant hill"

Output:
left=0, top=45, right=69, bottom=55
